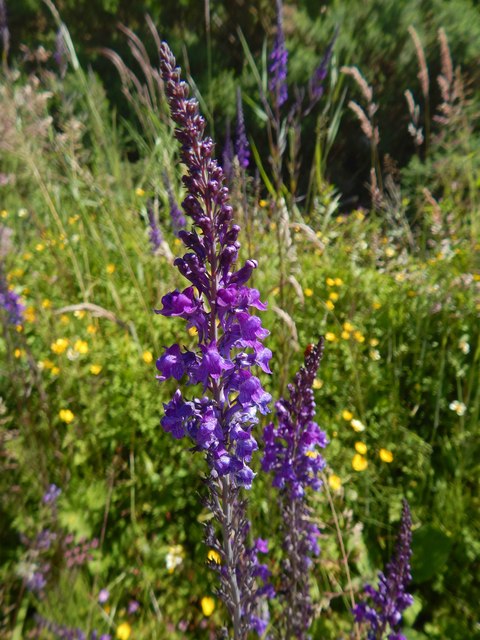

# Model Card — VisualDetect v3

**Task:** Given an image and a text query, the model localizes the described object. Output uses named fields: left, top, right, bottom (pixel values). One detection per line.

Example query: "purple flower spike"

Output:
left=269, top=0, right=288, bottom=108
left=0, top=267, right=25, bottom=327
left=98, top=589, right=110, bottom=604
left=42, top=484, right=61, bottom=505
left=166, top=180, right=186, bottom=237
left=235, top=88, right=250, bottom=170
left=308, top=27, right=338, bottom=105
left=147, top=201, right=163, bottom=253
left=262, top=338, right=327, bottom=638
left=353, top=500, right=413, bottom=640
left=157, top=41, right=272, bottom=638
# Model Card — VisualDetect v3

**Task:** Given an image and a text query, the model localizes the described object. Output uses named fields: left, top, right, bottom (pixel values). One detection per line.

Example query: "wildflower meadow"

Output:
left=1, top=0, right=479, bottom=638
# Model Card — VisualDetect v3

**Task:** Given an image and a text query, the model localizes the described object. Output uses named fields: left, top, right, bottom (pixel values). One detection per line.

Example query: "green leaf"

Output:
left=411, top=525, right=453, bottom=583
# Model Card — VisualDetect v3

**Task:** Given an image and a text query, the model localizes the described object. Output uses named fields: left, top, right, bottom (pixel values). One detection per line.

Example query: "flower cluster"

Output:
left=353, top=499, right=413, bottom=640
left=156, top=41, right=272, bottom=489
left=269, top=0, right=288, bottom=107
left=33, top=615, right=111, bottom=640
left=0, top=268, right=25, bottom=326
left=308, top=27, right=338, bottom=104
left=262, top=338, right=328, bottom=638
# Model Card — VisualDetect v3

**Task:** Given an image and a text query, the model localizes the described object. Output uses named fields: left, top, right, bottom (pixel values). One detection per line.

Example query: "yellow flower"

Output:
left=16, top=325, right=23, bottom=332
left=51, top=366, right=60, bottom=376
left=135, top=187, right=145, bottom=197
left=325, top=300, right=335, bottom=311
left=207, top=549, right=221, bottom=564
left=326, top=277, right=335, bottom=287
left=329, top=292, right=339, bottom=302
left=60, top=315, right=70, bottom=325
left=334, top=277, right=343, bottom=286
left=90, top=364, right=102, bottom=375
left=87, top=324, right=97, bottom=334
left=74, top=310, right=86, bottom=319
left=395, top=273, right=405, bottom=283
left=372, top=301, right=381, bottom=310
left=351, top=419, right=366, bottom=432
left=353, top=331, right=365, bottom=343
left=35, top=243, right=45, bottom=252
left=188, top=326, right=198, bottom=336
left=142, top=350, right=153, bottom=364
left=116, top=622, right=132, bottom=640
left=201, top=596, right=215, bottom=617
left=259, top=199, right=268, bottom=208
left=312, top=378, right=323, bottom=389
left=341, top=330, right=350, bottom=340
left=59, top=409, right=74, bottom=424
left=23, top=252, right=33, bottom=260
left=14, top=348, right=25, bottom=358
left=379, top=448, right=394, bottom=463
left=106, top=264, right=116, bottom=274
left=385, top=246, right=396, bottom=258
left=352, top=454, right=368, bottom=471
left=342, top=410, right=353, bottom=421
left=343, top=321, right=354, bottom=332
left=355, top=442, right=368, bottom=455
left=369, top=338, right=379, bottom=347
left=304, top=287, right=313, bottom=297
left=51, top=338, right=69, bottom=354
left=355, top=210, right=365, bottom=221
left=25, top=307, right=36, bottom=323
left=0, top=209, right=7, bottom=218
left=68, top=215, right=79, bottom=225
left=74, top=339, right=89, bottom=354
left=42, top=299, right=52, bottom=309
left=328, top=474, right=342, bottom=491
left=39, top=359, right=54, bottom=370
left=305, top=450, right=319, bottom=459
left=325, top=332, right=337, bottom=342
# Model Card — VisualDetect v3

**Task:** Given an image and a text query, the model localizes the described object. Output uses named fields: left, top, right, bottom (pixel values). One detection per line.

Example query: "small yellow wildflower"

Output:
left=207, top=549, right=221, bottom=564
left=23, top=252, right=33, bottom=260
left=74, top=310, right=86, bottom=319
left=59, top=409, right=74, bottom=424
left=272, top=286, right=280, bottom=296
left=0, top=209, right=7, bottom=218
left=341, top=330, right=350, bottom=340
left=35, top=243, right=45, bottom=252
left=305, top=450, right=319, bottom=459
left=355, top=210, right=365, bottom=221
left=351, top=419, right=366, bottom=432
left=25, top=307, right=36, bottom=323
left=312, top=378, right=323, bottom=390
left=68, top=215, right=79, bottom=225
left=90, top=364, right=102, bottom=375
left=259, top=199, right=268, bottom=208
left=369, top=338, right=379, bottom=347
left=201, top=596, right=215, bottom=617
left=379, top=448, right=394, bottom=463
left=269, top=222, right=277, bottom=231
left=116, top=622, right=132, bottom=640
left=353, top=331, right=365, bottom=343
left=60, top=315, right=70, bottom=325
left=343, top=321, right=354, bottom=332
left=395, top=273, right=405, bottom=283
left=51, top=338, right=69, bottom=354
left=329, top=292, right=339, bottom=302
left=74, top=340, right=89, bottom=354
left=328, top=474, right=342, bottom=491
left=14, top=348, right=25, bottom=358
left=325, top=332, right=337, bottom=342
left=142, top=350, right=153, bottom=364
left=334, top=277, right=343, bottom=286
left=326, top=277, right=335, bottom=287
left=325, top=300, right=335, bottom=311
left=106, top=264, right=116, bottom=274
left=51, top=366, right=60, bottom=376
left=304, top=287, right=313, bottom=297
left=372, top=301, right=381, bottom=310
left=352, top=454, right=368, bottom=471
left=39, top=359, right=54, bottom=370
left=135, top=187, right=145, bottom=197
left=87, top=324, right=97, bottom=334
left=385, top=246, right=396, bottom=258
left=16, top=325, right=23, bottom=332
left=355, top=442, right=368, bottom=455
left=41, top=299, right=52, bottom=309
left=188, top=326, right=198, bottom=336
left=342, top=410, right=353, bottom=421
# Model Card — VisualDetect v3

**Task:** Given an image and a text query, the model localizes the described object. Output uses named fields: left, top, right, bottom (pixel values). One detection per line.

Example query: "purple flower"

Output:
left=235, top=88, right=250, bottom=170
left=269, top=0, right=288, bottom=107
left=42, top=484, right=61, bottom=505
left=308, top=27, right=338, bottom=105
left=98, top=589, right=110, bottom=604
left=262, top=339, right=327, bottom=638
left=353, top=500, right=413, bottom=640
left=166, top=178, right=186, bottom=236
left=0, top=268, right=24, bottom=327
left=127, top=599, right=140, bottom=614
left=146, top=201, right=163, bottom=253
left=158, top=41, right=272, bottom=638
